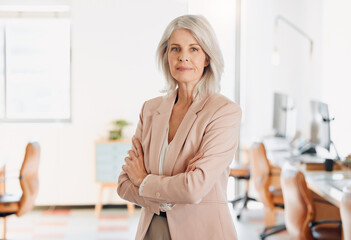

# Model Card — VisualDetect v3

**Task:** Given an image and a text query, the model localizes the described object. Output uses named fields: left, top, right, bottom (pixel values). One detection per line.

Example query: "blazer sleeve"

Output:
left=141, top=101, right=242, bottom=204
left=117, top=102, right=160, bottom=214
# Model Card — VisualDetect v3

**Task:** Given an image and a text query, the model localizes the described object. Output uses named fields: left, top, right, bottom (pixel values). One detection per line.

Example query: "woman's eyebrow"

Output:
left=170, top=43, right=200, bottom=47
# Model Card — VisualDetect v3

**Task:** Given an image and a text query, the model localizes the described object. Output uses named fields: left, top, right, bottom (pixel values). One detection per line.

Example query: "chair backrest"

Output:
left=341, top=185, right=351, bottom=240
left=250, top=142, right=273, bottom=209
left=281, top=164, right=314, bottom=240
left=17, top=142, right=40, bottom=217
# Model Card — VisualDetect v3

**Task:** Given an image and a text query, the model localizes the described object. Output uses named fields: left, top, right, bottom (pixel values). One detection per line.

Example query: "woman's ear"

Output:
left=204, top=56, right=210, bottom=67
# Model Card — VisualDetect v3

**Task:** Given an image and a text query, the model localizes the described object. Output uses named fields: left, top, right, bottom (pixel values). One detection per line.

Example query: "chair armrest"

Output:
left=309, top=220, right=342, bottom=228
left=229, top=168, right=250, bottom=178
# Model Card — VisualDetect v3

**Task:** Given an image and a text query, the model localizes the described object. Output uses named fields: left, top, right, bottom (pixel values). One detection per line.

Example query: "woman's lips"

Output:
left=177, top=67, right=192, bottom=71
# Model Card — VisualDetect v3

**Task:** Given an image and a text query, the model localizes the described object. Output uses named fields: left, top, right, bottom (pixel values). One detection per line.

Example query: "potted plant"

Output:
left=109, top=119, right=130, bottom=140
left=344, top=154, right=351, bottom=168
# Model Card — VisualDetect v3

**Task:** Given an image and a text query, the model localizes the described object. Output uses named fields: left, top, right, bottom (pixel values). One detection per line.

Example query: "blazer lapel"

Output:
left=148, top=91, right=177, bottom=174
left=164, top=94, right=211, bottom=176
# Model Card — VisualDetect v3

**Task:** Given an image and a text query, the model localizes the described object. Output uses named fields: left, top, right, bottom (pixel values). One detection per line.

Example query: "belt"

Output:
left=159, top=211, right=167, bottom=218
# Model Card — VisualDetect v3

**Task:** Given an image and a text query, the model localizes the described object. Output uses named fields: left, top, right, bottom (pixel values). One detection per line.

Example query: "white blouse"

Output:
left=139, top=127, right=174, bottom=212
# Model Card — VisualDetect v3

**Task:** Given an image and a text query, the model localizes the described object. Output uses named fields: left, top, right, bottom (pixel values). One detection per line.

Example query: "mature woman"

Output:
left=118, top=15, right=241, bottom=240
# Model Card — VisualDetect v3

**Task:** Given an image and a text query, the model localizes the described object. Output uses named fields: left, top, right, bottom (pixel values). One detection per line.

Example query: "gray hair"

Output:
left=156, top=15, right=224, bottom=99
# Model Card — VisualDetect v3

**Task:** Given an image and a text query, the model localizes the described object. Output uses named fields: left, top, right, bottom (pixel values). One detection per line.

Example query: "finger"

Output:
left=122, top=164, right=128, bottom=172
left=186, top=164, right=196, bottom=173
left=188, top=158, right=196, bottom=166
left=194, top=152, right=204, bottom=160
left=131, top=137, right=138, bottom=156
left=186, top=161, right=194, bottom=170
left=132, top=136, right=138, bottom=154
left=128, top=150, right=137, bottom=159
left=128, top=150, right=139, bottom=162
left=193, top=152, right=203, bottom=160
left=124, top=157, right=132, bottom=165
left=133, top=138, right=144, bottom=158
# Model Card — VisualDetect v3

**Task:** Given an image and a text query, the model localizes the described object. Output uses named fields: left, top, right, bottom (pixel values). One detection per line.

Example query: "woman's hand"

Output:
left=122, top=137, right=147, bottom=187
left=185, top=152, right=204, bottom=173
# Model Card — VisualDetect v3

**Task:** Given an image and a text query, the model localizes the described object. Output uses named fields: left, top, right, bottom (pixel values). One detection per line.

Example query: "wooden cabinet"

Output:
left=94, top=139, right=134, bottom=216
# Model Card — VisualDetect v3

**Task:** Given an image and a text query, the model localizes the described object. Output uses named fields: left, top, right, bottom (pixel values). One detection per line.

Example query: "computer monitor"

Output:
left=310, top=100, right=331, bottom=151
left=273, top=92, right=295, bottom=138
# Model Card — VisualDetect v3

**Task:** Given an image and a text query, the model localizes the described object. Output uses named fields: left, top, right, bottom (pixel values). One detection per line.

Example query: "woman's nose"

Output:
left=179, top=54, right=189, bottom=62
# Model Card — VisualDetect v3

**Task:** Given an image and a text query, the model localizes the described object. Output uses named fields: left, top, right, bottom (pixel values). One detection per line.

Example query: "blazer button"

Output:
left=155, top=192, right=160, bottom=198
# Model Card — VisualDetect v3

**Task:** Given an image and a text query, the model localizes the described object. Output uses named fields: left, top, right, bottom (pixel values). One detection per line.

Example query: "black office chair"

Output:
left=229, top=168, right=256, bottom=220
left=229, top=146, right=257, bottom=220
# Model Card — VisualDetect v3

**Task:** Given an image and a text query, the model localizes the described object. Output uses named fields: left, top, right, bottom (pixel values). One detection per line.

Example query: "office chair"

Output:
left=341, top=186, right=351, bottom=240
left=281, top=164, right=342, bottom=240
left=228, top=146, right=256, bottom=220
left=250, top=142, right=286, bottom=239
left=0, top=142, right=40, bottom=238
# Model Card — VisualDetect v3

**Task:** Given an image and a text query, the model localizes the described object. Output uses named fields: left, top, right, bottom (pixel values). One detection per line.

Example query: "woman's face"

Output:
left=167, top=29, right=209, bottom=86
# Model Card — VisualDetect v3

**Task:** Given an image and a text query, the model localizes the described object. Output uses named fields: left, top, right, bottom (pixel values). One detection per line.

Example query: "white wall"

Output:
left=322, top=0, right=351, bottom=157
left=240, top=0, right=323, bottom=146
left=1, top=0, right=188, bottom=205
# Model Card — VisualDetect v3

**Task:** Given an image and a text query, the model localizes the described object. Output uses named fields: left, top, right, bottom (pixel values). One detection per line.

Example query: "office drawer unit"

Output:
left=95, top=142, right=131, bottom=182
left=95, top=140, right=134, bottom=216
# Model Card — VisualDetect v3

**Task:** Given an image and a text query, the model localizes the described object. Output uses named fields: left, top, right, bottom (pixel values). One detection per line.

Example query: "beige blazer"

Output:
left=118, top=91, right=241, bottom=240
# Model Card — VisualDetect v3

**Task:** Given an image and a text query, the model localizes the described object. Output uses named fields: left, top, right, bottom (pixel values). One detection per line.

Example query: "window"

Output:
left=0, top=18, right=71, bottom=122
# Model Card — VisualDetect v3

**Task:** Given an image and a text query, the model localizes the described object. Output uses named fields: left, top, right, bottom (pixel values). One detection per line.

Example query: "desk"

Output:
left=304, top=170, right=351, bottom=208
left=264, top=141, right=351, bottom=208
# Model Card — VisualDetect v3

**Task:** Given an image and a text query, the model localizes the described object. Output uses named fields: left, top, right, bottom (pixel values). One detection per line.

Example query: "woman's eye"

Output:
left=171, top=47, right=179, bottom=52
left=191, top=47, right=198, bottom=52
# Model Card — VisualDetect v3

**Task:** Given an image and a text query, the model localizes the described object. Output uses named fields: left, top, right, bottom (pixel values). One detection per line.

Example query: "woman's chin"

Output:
left=175, top=78, right=201, bottom=86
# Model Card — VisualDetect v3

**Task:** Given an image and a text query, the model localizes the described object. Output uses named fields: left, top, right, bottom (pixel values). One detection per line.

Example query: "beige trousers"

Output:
left=144, top=215, right=171, bottom=240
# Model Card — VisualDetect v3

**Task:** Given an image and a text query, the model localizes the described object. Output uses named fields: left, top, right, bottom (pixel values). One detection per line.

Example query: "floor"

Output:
left=5, top=203, right=290, bottom=240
